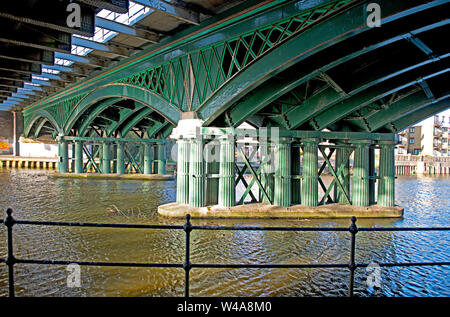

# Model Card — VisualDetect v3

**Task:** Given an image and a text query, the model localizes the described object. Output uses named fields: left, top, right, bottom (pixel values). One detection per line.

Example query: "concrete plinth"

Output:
left=158, top=202, right=404, bottom=219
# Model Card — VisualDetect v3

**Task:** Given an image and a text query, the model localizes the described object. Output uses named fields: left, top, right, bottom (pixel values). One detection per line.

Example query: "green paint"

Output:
left=291, top=145, right=301, bottom=205
left=301, top=138, right=318, bottom=207
left=189, top=139, right=205, bottom=208
left=144, top=143, right=153, bottom=174
left=260, top=141, right=274, bottom=204
left=74, top=141, right=84, bottom=174
left=352, top=140, right=371, bottom=207
left=102, top=142, right=111, bottom=174
left=157, top=143, right=166, bottom=175
left=116, top=142, right=125, bottom=175
left=334, top=145, right=352, bottom=204
left=378, top=141, right=395, bottom=207
left=274, top=138, right=291, bottom=207
left=218, top=136, right=235, bottom=207
left=176, top=139, right=190, bottom=205
left=205, top=141, right=219, bottom=205
left=58, top=138, right=69, bottom=173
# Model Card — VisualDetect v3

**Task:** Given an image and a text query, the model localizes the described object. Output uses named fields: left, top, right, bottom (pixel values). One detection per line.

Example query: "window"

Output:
left=413, top=149, right=421, bottom=155
left=410, top=127, right=415, bottom=133
left=410, top=138, right=415, bottom=144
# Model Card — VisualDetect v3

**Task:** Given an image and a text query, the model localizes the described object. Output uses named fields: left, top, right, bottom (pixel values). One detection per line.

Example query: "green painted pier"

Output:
left=158, top=126, right=403, bottom=218
left=15, top=0, right=449, bottom=218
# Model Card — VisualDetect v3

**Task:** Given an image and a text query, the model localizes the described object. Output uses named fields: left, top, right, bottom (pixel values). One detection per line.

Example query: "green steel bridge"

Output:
left=18, top=0, right=450, bottom=212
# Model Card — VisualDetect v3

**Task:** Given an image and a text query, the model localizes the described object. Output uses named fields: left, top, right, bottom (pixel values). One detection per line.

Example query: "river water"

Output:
left=0, top=169, right=448, bottom=297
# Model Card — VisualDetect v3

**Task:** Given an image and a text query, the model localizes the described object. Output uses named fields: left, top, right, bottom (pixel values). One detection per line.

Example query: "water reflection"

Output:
left=0, top=170, right=448, bottom=296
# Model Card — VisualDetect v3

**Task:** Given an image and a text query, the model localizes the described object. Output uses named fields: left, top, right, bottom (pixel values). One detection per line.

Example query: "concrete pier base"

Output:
left=158, top=202, right=404, bottom=219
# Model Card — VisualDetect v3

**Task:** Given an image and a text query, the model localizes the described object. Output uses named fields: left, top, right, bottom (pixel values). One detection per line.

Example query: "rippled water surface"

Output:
left=0, top=169, right=448, bottom=297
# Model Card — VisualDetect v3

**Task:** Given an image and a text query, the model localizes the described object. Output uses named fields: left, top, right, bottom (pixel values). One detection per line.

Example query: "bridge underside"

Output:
left=21, top=0, right=449, bottom=215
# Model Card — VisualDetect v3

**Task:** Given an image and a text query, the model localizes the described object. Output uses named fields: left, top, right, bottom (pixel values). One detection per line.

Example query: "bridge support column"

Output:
left=274, top=138, right=291, bottom=207
left=378, top=141, right=395, bottom=207
left=102, top=141, right=111, bottom=174
left=57, top=136, right=69, bottom=173
left=205, top=141, right=219, bottom=205
left=116, top=142, right=125, bottom=175
left=144, top=143, right=153, bottom=174
left=260, top=142, right=274, bottom=204
left=218, top=135, right=235, bottom=207
left=71, top=143, right=76, bottom=172
left=352, top=140, right=371, bottom=207
left=301, top=138, right=318, bottom=207
left=334, top=144, right=351, bottom=204
left=369, top=146, right=376, bottom=205
left=74, top=141, right=84, bottom=174
left=176, top=139, right=190, bottom=205
left=189, top=138, right=205, bottom=207
left=13, top=111, right=23, bottom=157
left=291, top=145, right=301, bottom=205
left=157, top=143, right=166, bottom=175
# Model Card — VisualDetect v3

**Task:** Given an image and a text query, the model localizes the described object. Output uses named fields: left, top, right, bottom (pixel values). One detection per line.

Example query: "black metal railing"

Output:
left=1, top=208, right=449, bottom=297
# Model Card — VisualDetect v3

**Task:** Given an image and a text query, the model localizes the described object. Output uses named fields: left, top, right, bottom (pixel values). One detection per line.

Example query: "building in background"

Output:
left=397, top=110, right=450, bottom=156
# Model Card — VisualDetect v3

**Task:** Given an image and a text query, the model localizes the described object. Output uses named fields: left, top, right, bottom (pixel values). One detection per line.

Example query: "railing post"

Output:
left=5, top=208, right=16, bottom=297
left=183, top=214, right=192, bottom=298
left=348, top=216, right=358, bottom=297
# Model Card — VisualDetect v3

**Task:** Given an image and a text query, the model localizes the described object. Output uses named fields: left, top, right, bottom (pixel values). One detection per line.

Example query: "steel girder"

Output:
left=77, top=98, right=124, bottom=136
left=23, top=0, right=356, bottom=133
left=220, top=4, right=449, bottom=131
left=25, top=109, right=63, bottom=138
left=385, top=97, right=450, bottom=132
left=199, top=0, right=447, bottom=126
left=22, top=0, right=450, bottom=140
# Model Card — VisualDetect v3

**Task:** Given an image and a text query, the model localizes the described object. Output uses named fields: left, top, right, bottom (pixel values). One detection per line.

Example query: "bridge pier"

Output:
left=144, top=143, right=153, bottom=174
left=102, top=141, right=111, bottom=174
left=159, top=125, right=403, bottom=218
left=291, top=144, right=301, bottom=205
left=116, top=141, right=125, bottom=175
left=74, top=141, right=84, bottom=174
left=188, top=138, right=205, bottom=208
left=274, top=138, right=291, bottom=207
left=334, top=143, right=351, bottom=204
left=52, top=136, right=172, bottom=179
left=218, top=135, right=235, bottom=207
left=352, top=140, right=370, bottom=207
left=260, top=142, right=274, bottom=205
left=205, top=141, right=219, bottom=205
left=176, top=138, right=190, bottom=205
left=57, top=136, right=69, bottom=173
left=156, top=143, right=166, bottom=175
left=378, top=141, right=395, bottom=207
left=301, top=138, right=319, bottom=207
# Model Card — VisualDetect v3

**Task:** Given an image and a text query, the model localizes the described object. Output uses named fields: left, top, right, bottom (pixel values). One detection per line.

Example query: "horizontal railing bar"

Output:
left=191, top=263, right=349, bottom=269
left=191, top=226, right=349, bottom=231
left=356, top=262, right=450, bottom=268
left=358, top=227, right=450, bottom=231
left=6, top=258, right=450, bottom=269
left=15, top=258, right=183, bottom=268
left=11, top=220, right=184, bottom=230
left=2, top=218, right=449, bottom=232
